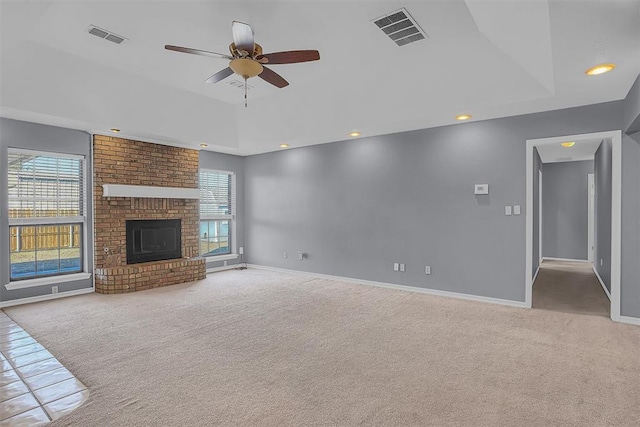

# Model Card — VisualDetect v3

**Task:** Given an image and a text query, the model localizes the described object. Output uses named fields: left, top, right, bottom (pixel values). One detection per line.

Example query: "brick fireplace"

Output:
left=93, top=135, right=205, bottom=293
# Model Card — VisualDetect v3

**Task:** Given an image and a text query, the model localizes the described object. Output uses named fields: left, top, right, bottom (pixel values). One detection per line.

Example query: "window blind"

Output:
left=199, top=170, right=235, bottom=219
left=8, top=149, right=85, bottom=224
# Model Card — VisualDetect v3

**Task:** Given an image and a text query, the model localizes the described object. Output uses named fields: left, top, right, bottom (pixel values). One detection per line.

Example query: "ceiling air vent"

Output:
left=87, top=25, right=127, bottom=44
left=372, top=8, right=427, bottom=47
left=227, top=79, right=254, bottom=90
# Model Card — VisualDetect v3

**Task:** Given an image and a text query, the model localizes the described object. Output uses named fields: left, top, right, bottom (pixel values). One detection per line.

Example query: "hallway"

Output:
left=533, top=260, right=610, bottom=317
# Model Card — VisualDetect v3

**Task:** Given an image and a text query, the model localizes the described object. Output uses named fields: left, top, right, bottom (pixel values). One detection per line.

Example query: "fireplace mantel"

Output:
left=102, top=184, right=199, bottom=199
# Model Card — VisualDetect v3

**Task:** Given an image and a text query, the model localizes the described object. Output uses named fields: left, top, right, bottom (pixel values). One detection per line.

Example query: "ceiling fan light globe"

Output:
left=229, top=58, right=264, bottom=78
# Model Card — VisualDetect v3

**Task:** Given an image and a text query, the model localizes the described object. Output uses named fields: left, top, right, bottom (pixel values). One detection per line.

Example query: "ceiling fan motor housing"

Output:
left=229, top=42, right=263, bottom=58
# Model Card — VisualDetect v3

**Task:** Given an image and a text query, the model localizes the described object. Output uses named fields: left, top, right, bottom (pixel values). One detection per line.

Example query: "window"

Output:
left=8, top=149, right=85, bottom=280
left=199, top=169, right=235, bottom=257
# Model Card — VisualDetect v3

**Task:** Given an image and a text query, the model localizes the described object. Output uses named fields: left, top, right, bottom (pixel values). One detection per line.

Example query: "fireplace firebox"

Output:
left=126, top=219, right=182, bottom=264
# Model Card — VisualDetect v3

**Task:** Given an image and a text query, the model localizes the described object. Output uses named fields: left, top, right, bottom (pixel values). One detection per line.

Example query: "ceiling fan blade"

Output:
left=257, top=50, right=320, bottom=64
left=165, top=45, right=232, bottom=60
left=232, top=21, right=255, bottom=54
left=259, top=66, right=289, bottom=88
left=205, top=67, right=234, bottom=84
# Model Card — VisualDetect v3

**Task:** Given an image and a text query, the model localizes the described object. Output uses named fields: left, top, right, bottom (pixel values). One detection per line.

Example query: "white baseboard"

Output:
left=206, top=265, right=240, bottom=274
left=592, top=266, right=612, bottom=300
left=247, top=264, right=527, bottom=309
left=0, top=288, right=94, bottom=308
left=532, top=266, right=540, bottom=284
left=619, top=316, right=640, bottom=326
left=542, top=257, right=590, bottom=263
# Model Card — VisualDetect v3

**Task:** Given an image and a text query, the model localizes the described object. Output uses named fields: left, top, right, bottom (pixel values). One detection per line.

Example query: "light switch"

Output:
left=393, top=263, right=399, bottom=271
left=505, top=205, right=512, bottom=216
left=400, top=263, right=405, bottom=272
left=513, top=205, right=521, bottom=215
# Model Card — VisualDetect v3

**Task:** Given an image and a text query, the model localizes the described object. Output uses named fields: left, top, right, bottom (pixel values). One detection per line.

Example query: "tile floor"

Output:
left=0, top=312, right=88, bottom=426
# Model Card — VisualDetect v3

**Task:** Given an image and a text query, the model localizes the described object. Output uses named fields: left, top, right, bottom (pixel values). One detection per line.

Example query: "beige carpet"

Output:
left=533, top=260, right=610, bottom=317
left=3, top=269, right=640, bottom=426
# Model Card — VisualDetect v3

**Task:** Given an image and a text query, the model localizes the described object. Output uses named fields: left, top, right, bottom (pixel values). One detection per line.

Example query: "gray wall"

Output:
left=532, top=148, right=543, bottom=277
left=0, top=118, right=93, bottom=302
left=245, top=101, right=624, bottom=303
left=623, top=73, right=640, bottom=134
left=621, top=73, right=640, bottom=318
left=594, top=141, right=612, bottom=293
left=542, top=160, right=593, bottom=261
left=199, top=151, right=245, bottom=270
left=2, top=77, right=638, bottom=317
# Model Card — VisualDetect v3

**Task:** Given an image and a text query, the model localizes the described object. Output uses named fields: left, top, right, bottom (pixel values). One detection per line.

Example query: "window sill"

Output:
left=5, top=273, right=92, bottom=291
left=204, top=254, right=239, bottom=262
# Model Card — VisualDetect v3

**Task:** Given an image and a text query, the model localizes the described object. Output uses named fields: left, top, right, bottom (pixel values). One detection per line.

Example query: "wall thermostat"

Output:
left=474, top=184, right=489, bottom=195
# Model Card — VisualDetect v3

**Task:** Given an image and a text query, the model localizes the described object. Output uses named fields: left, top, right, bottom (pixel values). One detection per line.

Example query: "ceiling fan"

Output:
left=165, top=21, right=320, bottom=106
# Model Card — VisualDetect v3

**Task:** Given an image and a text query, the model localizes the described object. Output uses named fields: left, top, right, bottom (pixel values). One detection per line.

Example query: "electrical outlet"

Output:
left=283, top=251, right=287, bottom=259
left=239, top=246, right=244, bottom=255
left=399, top=263, right=405, bottom=272
left=425, top=266, right=431, bottom=275
left=224, top=260, right=228, bottom=267
left=51, top=286, right=58, bottom=294
left=505, top=205, right=512, bottom=216
left=393, top=263, right=399, bottom=271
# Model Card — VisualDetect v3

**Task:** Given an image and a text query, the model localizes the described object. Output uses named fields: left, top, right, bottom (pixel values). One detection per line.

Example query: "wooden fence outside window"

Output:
left=9, top=209, right=81, bottom=252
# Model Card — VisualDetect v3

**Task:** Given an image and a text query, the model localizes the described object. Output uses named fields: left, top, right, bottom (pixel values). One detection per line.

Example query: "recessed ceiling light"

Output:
left=200, top=143, right=208, bottom=148
left=279, top=144, right=289, bottom=148
left=561, top=141, right=575, bottom=148
left=110, top=128, right=120, bottom=133
left=585, top=63, right=615, bottom=76
left=455, top=114, right=472, bottom=121
left=349, top=131, right=361, bottom=137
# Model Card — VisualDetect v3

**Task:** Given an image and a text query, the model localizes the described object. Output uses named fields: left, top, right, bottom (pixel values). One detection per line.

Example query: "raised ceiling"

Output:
left=1, top=0, right=639, bottom=155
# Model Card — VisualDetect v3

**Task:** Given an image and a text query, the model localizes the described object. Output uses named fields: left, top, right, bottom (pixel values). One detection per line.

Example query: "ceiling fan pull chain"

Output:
left=244, top=76, right=248, bottom=107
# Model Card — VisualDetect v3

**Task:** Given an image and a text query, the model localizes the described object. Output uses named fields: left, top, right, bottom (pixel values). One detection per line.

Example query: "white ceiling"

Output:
left=536, top=138, right=603, bottom=163
left=1, top=0, right=639, bottom=156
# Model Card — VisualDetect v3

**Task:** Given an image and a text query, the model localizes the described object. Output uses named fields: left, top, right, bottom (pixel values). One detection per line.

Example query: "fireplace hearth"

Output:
left=126, top=219, right=181, bottom=264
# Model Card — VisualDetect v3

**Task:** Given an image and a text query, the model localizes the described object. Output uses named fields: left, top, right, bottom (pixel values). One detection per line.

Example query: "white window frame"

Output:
left=6, top=148, right=88, bottom=284
left=199, top=169, right=237, bottom=258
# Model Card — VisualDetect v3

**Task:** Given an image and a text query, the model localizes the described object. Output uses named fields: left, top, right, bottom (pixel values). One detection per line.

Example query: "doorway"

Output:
left=525, top=131, right=622, bottom=321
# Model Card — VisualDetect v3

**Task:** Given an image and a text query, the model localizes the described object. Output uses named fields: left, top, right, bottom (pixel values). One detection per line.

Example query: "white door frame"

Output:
left=525, top=130, right=621, bottom=321
left=587, top=173, right=595, bottom=263
left=539, top=169, right=543, bottom=264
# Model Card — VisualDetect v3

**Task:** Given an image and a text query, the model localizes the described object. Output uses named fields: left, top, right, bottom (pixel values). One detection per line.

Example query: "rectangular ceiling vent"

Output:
left=87, top=25, right=127, bottom=44
left=372, top=8, right=427, bottom=47
left=228, top=79, right=254, bottom=90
